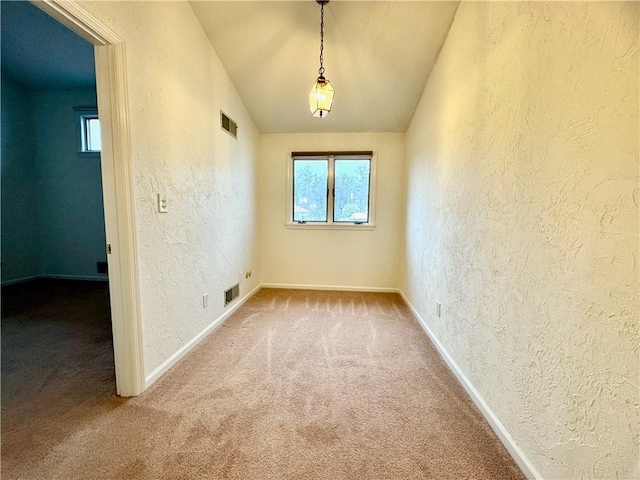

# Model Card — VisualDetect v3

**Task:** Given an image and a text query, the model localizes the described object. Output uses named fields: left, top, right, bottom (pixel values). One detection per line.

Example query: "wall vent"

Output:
left=221, top=111, right=238, bottom=138
left=224, top=283, right=240, bottom=306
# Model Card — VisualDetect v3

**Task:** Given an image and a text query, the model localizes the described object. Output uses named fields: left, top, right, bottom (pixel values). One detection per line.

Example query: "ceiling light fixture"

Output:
left=309, top=0, right=334, bottom=118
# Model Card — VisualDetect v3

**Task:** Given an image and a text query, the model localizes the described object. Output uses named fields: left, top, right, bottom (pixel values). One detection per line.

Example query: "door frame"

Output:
left=33, top=0, right=145, bottom=396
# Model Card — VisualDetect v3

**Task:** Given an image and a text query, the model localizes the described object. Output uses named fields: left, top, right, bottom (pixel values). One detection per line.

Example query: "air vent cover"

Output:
left=225, top=283, right=240, bottom=306
left=221, top=111, right=237, bottom=138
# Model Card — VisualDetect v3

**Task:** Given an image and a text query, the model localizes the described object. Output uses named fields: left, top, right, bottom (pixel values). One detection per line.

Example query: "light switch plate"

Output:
left=157, top=193, right=168, bottom=213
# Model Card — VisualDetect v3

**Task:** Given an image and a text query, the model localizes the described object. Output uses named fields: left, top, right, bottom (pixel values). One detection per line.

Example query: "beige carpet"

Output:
left=2, top=286, right=525, bottom=479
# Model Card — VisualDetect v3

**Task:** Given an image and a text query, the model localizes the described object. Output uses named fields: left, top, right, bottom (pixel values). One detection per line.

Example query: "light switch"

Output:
left=157, top=194, right=168, bottom=213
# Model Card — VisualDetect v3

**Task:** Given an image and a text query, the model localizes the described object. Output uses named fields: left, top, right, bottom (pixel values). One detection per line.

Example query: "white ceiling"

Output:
left=191, top=1, right=459, bottom=134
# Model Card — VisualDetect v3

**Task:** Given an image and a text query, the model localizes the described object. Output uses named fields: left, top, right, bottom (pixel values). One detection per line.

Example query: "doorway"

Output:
left=0, top=1, right=118, bottom=460
left=1, top=0, right=143, bottom=397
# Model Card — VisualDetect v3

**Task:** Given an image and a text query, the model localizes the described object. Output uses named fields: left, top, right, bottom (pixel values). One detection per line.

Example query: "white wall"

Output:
left=77, top=1, right=261, bottom=377
left=1, top=76, right=41, bottom=283
left=32, top=88, right=107, bottom=280
left=401, top=2, right=638, bottom=478
left=260, top=133, right=404, bottom=290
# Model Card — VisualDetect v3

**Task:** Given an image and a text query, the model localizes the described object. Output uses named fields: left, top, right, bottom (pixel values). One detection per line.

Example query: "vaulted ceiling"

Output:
left=190, top=1, right=459, bottom=133
left=1, top=1, right=458, bottom=134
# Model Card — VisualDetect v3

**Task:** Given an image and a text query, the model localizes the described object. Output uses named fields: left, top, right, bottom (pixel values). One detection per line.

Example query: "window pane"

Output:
left=293, top=159, right=328, bottom=222
left=334, top=159, right=371, bottom=223
left=87, top=118, right=102, bottom=151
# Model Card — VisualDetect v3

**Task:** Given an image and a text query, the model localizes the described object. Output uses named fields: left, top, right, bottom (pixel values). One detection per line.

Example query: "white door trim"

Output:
left=33, top=1, right=145, bottom=396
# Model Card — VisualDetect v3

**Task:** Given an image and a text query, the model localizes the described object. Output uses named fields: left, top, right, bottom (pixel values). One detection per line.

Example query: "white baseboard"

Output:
left=398, top=290, right=542, bottom=480
left=1, top=274, right=108, bottom=286
left=144, top=283, right=395, bottom=389
left=261, top=283, right=399, bottom=293
left=144, top=283, right=262, bottom=389
left=141, top=280, right=538, bottom=480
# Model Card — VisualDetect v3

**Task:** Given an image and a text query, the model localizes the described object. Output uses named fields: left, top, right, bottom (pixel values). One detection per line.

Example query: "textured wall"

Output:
left=401, top=2, right=638, bottom=478
left=260, top=133, right=405, bottom=289
left=1, top=76, right=41, bottom=283
left=78, top=2, right=261, bottom=376
left=32, top=89, right=107, bottom=280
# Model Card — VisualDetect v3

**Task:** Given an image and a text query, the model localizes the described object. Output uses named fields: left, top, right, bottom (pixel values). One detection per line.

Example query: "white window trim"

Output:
left=285, top=152, right=377, bottom=230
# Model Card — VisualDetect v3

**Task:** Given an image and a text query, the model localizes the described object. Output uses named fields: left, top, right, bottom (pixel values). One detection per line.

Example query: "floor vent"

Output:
left=221, top=111, right=237, bottom=138
left=224, top=283, right=240, bottom=306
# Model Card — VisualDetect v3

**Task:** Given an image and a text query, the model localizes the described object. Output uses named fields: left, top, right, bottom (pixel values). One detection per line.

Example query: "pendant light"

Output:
left=309, top=0, right=334, bottom=118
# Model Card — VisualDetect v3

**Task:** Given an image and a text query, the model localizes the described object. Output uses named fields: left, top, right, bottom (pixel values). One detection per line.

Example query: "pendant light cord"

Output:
left=318, top=3, right=325, bottom=77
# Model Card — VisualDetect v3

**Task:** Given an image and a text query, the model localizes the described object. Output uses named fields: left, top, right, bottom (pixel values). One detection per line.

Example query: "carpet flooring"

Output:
left=2, top=285, right=525, bottom=479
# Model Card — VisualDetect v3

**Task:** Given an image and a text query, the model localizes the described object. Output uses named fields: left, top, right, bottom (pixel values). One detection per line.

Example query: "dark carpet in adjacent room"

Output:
left=1, top=285, right=524, bottom=479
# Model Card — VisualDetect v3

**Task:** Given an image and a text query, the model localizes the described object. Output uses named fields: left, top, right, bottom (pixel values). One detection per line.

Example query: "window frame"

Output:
left=286, top=151, right=376, bottom=230
left=74, top=106, right=101, bottom=157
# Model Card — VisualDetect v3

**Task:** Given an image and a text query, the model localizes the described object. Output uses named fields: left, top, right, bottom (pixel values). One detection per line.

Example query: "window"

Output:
left=289, top=151, right=375, bottom=229
left=81, top=115, right=101, bottom=152
left=75, top=107, right=101, bottom=155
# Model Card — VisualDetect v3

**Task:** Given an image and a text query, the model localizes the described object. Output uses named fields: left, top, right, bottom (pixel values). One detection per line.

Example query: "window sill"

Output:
left=285, top=223, right=376, bottom=231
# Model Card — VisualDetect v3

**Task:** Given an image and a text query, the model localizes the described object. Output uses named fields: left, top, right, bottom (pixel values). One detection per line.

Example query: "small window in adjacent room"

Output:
left=81, top=115, right=101, bottom=152
left=289, top=151, right=375, bottom=230
left=75, top=107, right=101, bottom=155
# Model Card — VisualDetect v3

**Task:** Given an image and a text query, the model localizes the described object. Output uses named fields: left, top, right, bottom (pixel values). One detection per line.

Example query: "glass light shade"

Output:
left=309, top=78, right=334, bottom=118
